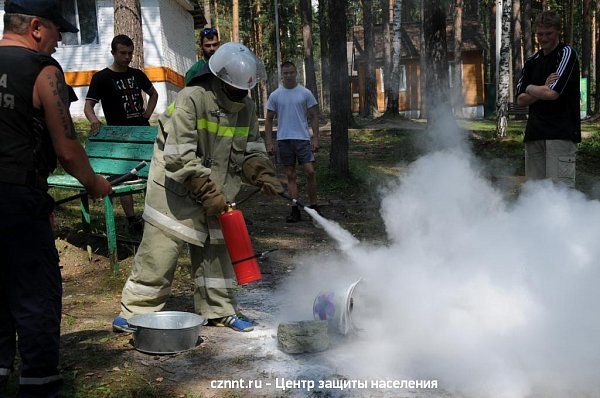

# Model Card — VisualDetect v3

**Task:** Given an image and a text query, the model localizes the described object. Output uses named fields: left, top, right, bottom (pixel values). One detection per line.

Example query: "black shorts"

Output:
left=276, top=139, right=314, bottom=166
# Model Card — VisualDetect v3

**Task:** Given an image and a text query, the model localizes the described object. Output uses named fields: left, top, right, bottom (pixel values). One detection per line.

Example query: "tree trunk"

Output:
left=423, top=0, right=452, bottom=131
left=213, top=0, right=220, bottom=32
left=386, top=0, right=402, bottom=115
left=496, top=0, right=512, bottom=137
left=381, top=0, right=392, bottom=110
left=204, top=0, right=212, bottom=27
left=232, top=0, right=239, bottom=42
left=255, top=0, right=268, bottom=118
left=582, top=0, right=591, bottom=96
left=361, top=0, right=377, bottom=117
left=318, top=0, right=331, bottom=113
left=512, top=0, right=522, bottom=101
left=489, top=2, right=496, bottom=85
left=328, top=0, right=350, bottom=178
left=567, top=0, right=574, bottom=44
left=522, top=0, right=532, bottom=59
left=419, top=2, right=427, bottom=117
left=114, top=0, right=144, bottom=69
left=300, top=0, right=319, bottom=102
left=596, top=0, right=600, bottom=114
left=453, top=0, right=463, bottom=117
left=592, top=2, right=597, bottom=115
left=468, top=0, right=478, bottom=15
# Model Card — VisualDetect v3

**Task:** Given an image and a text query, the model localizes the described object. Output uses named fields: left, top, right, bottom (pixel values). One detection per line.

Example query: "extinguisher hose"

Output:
left=279, top=192, right=307, bottom=209
left=232, top=248, right=279, bottom=264
left=231, top=254, right=259, bottom=265
left=232, top=187, right=261, bottom=207
left=54, top=161, right=148, bottom=206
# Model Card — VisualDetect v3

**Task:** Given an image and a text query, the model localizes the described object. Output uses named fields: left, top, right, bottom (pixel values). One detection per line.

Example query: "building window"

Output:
left=379, top=66, right=406, bottom=92
left=448, top=61, right=462, bottom=88
left=60, top=0, right=98, bottom=45
left=399, top=65, right=406, bottom=91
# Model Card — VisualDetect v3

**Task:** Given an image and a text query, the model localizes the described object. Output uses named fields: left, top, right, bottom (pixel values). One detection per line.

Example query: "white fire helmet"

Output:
left=208, top=42, right=267, bottom=90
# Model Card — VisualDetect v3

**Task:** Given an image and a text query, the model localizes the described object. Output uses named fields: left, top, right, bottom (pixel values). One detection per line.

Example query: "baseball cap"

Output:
left=5, top=0, right=79, bottom=33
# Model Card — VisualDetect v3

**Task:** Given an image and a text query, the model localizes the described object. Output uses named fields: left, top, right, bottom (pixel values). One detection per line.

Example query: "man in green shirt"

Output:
left=184, top=27, right=220, bottom=85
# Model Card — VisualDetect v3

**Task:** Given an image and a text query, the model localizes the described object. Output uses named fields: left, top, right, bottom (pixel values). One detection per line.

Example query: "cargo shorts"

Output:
left=525, top=139, right=577, bottom=188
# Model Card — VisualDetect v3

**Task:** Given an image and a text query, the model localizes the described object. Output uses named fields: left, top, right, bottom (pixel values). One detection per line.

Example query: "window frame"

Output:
left=59, top=0, right=99, bottom=47
left=448, top=60, right=463, bottom=88
left=399, top=64, right=407, bottom=92
left=378, top=66, right=407, bottom=92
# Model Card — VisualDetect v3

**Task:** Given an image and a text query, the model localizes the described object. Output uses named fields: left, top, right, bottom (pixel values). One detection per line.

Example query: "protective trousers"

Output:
left=0, top=184, right=62, bottom=398
left=120, top=222, right=237, bottom=320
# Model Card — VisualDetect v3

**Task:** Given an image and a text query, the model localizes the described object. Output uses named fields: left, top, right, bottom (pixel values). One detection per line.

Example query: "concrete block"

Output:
left=277, top=320, right=329, bottom=354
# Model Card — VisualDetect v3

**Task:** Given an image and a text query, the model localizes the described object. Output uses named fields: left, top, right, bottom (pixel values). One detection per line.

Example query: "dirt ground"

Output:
left=7, top=117, right=589, bottom=397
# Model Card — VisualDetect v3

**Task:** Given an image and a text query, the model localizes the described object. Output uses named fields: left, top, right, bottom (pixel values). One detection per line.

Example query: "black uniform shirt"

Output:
left=85, top=67, right=153, bottom=126
left=0, top=46, right=60, bottom=189
left=516, top=43, right=581, bottom=143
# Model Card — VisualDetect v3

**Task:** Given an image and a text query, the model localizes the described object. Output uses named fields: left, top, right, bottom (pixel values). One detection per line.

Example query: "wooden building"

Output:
left=350, top=20, right=487, bottom=118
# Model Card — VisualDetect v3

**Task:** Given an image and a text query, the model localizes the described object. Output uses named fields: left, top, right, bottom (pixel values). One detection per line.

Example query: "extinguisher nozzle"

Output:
left=279, top=192, right=306, bottom=209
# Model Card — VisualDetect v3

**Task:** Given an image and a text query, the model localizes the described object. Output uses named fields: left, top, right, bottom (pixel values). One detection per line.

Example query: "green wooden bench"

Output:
left=48, top=125, right=157, bottom=270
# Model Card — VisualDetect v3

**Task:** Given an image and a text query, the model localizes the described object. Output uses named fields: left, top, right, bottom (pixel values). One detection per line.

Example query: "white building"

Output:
left=0, top=0, right=197, bottom=117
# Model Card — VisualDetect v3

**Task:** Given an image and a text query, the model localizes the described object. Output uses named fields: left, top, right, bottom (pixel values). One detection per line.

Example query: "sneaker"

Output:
left=285, top=206, right=301, bottom=223
left=127, top=215, right=144, bottom=235
left=208, top=315, right=254, bottom=332
left=236, top=312, right=259, bottom=325
left=112, top=316, right=135, bottom=333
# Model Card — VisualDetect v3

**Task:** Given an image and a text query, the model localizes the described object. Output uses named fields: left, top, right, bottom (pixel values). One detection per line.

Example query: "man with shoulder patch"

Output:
left=0, top=1, right=111, bottom=396
left=516, top=10, right=580, bottom=187
left=184, top=27, right=220, bottom=86
left=265, top=61, right=320, bottom=223
left=84, top=34, right=158, bottom=234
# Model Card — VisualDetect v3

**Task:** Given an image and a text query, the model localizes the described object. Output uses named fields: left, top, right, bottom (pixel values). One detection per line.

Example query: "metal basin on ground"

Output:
left=128, top=311, right=204, bottom=354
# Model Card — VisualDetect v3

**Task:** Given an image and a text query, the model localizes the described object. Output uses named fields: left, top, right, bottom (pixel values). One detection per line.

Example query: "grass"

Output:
left=460, top=118, right=527, bottom=137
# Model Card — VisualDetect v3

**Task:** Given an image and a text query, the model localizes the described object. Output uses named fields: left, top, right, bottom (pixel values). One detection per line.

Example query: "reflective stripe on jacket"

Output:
left=142, top=76, right=268, bottom=246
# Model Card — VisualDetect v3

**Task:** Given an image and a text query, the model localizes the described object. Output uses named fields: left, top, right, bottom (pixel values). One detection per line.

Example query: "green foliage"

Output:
left=63, top=314, right=76, bottom=327
left=317, top=128, right=417, bottom=196
left=459, top=119, right=526, bottom=138
left=577, top=130, right=600, bottom=174
left=580, top=130, right=600, bottom=152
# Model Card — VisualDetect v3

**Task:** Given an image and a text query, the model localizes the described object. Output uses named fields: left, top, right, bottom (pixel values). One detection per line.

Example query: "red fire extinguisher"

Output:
left=219, top=205, right=261, bottom=284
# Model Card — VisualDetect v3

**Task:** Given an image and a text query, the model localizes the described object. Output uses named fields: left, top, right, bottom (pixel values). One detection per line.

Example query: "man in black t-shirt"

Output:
left=516, top=10, right=580, bottom=188
left=84, top=35, right=158, bottom=233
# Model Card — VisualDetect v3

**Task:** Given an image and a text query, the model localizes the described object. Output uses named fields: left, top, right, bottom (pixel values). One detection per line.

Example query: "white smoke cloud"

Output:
left=275, top=116, right=600, bottom=397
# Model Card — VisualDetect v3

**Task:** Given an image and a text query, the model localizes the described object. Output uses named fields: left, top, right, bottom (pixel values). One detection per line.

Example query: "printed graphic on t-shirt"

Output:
left=113, top=76, right=144, bottom=119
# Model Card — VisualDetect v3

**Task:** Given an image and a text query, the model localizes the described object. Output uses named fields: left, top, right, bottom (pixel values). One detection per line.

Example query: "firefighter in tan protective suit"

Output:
left=113, top=43, right=283, bottom=333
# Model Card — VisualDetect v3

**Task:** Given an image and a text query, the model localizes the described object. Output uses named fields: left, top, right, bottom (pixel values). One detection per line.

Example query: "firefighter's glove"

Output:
left=258, top=177, right=285, bottom=196
left=186, top=175, right=227, bottom=216
left=243, top=157, right=284, bottom=196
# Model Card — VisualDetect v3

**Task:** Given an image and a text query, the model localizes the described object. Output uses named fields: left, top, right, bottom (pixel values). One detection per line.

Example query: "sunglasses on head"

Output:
left=201, top=27, right=218, bottom=38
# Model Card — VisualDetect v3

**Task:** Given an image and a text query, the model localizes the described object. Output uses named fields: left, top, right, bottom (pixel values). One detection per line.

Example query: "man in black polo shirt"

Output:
left=516, top=10, right=580, bottom=188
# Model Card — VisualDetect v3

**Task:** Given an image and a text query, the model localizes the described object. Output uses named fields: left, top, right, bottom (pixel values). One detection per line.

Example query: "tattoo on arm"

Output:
left=48, top=69, right=77, bottom=140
